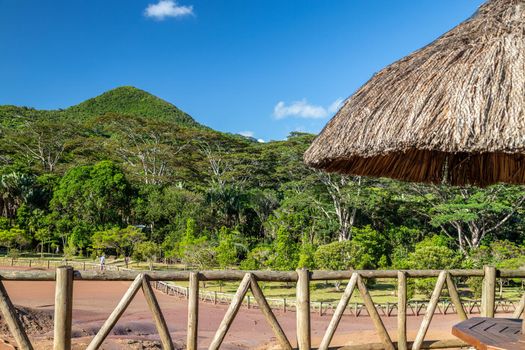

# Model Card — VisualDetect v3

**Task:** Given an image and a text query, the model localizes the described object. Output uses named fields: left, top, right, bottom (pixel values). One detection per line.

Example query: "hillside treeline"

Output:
left=0, top=87, right=524, bottom=290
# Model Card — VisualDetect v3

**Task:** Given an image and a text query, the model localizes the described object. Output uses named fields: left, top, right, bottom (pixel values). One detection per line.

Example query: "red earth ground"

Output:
left=0, top=266, right=497, bottom=349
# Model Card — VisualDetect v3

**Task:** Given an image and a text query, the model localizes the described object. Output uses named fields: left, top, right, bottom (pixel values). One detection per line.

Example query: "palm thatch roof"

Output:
left=304, top=0, right=525, bottom=187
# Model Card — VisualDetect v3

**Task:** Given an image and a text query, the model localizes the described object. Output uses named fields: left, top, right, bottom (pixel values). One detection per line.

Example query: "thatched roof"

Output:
left=304, top=0, right=525, bottom=187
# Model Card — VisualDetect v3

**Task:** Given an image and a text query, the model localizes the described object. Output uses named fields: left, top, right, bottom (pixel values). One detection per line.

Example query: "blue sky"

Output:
left=0, top=0, right=484, bottom=141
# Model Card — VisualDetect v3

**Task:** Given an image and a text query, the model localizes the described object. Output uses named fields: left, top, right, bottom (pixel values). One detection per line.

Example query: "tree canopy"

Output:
left=0, top=87, right=524, bottom=276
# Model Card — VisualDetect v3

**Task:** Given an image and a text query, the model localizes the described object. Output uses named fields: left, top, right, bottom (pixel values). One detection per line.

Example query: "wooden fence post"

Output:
left=296, top=268, right=311, bottom=350
left=0, top=281, right=33, bottom=350
left=445, top=272, right=467, bottom=321
left=249, top=277, right=293, bottom=350
left=142, top=276, right=173, bottom=350
left=187, top=272, right=199, bottom=350
left=482, top=266, right=496, bottom=317
left=318, top=273, right=358, bottom=350
left=397, top=271, right=407, bottom=350
left=412, top=271, right=447, bottom=350
left=209, top=274, right=252, bottom=350
left=356, top=275, right=395, bottom=350
left=53, top=266, right=74, bottom=350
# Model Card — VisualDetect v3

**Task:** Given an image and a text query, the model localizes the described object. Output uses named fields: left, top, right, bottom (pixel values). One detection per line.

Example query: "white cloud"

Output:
left=273, top=98, right=344, bottom=119
left=145, top=0, right=193, bottom=20
left=328, top=98, right=344, bottom=113
left=238, top=131, right=264, bottom=143
left=239, top=131, right=254, bottom=137
left=273, top=99, right=326, bottom=119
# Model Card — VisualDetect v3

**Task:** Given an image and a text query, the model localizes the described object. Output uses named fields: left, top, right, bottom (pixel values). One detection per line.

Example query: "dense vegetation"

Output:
left=0, top=86, right=524, bottom=296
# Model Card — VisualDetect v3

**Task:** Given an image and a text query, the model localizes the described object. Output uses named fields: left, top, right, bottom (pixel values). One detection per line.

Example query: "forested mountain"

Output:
left=0, top=86, right=199, bottom=127
left=0, top=87, right=524, bottom=288
left=66, top=86, right=201, bottom=126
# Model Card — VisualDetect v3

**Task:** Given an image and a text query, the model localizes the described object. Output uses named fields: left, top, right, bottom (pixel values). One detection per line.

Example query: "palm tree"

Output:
left=0, top=172, right=34, bottom=219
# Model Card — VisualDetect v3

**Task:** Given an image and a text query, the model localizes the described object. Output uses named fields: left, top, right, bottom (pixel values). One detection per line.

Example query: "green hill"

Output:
left=0, top=86, right=267, bottom=180
left=65, top=86, right=200, bottom=127
left=0, top=86, right=201, bottom=128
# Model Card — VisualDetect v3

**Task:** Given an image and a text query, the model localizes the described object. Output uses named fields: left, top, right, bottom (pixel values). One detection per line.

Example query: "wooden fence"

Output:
left=0, top=257, right=129, bottom=271
left=152, top=280, right=522, bottom=317
left=0, top=267, right=523, bottom=349
left=4, top=257, right=523, bottom=318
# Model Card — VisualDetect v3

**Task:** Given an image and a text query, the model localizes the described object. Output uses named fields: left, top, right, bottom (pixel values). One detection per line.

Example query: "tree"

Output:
left=465, top=240, right=525, bottom=297
left=388, top=226, right=423, bottom=269
left=215, top=227, right=238, bottom=269
left=4, top=118, right=78, bottom=172
left=351, top=226, right=388, bottom=267
left=200, top=142, right=229, bottom=191
left=100, top=115, right=189, bottom=185
left=315, top=173, right=362, bottom=241
left=315, top=241, right=363, bottom=271
left=298, top=241, right=316, bottom=269
left=408, top=184, right=525, bottom=253
left=181, top=240, right=217, bottom=271
left=35, top=228, right=52, bottom=257
left=240, top=245, right=272, bottom=270
left=0, top=172, right=35, bottom=220
left=248, top=189, right=279, bottom=236
left=136, top=185, right=208, bottom=242
left=92, top=226, right=145, bottom=258
left=266, top=191, right=332, bottom=247
left=405, top=236, right=461, bottom=297
left=69, top=223, right=94, bottom=256
left=176, top=218, right=204, bottom=258
left=51, top=161, right=133, bottom=229
left=133, top=241, right=160, bottom=270
left=315, top=240, right=364, bottom=290
left=0, top=227, right=30, bottom=250
left=206, top=184, right=252, bottom=229
left=268, top=226, right=299, bottom=271
left=496, top=257, right=525, bottom=295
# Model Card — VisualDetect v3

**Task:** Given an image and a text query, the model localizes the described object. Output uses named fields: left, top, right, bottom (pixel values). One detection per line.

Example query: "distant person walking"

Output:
left=100, top=254, right=106, bottom=271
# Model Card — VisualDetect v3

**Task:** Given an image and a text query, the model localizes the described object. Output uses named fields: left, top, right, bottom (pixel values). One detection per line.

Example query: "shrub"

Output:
left=240, top=245, right=272, bottom=270
left=405, top=236, right=461, bottom=298
left=133, top=241, right=160, bottom=270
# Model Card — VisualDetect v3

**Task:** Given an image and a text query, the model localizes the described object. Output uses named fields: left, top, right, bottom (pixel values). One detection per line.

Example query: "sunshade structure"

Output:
left=304, top=0, right=525, bottom=187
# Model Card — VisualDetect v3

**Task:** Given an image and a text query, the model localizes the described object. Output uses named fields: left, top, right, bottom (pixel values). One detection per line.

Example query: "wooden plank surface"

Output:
left=452, top=317, right=524, bottom=350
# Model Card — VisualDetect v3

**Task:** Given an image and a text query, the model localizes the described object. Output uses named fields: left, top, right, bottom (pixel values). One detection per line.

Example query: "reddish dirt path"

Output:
left=0, top=267, right=500, bottom=349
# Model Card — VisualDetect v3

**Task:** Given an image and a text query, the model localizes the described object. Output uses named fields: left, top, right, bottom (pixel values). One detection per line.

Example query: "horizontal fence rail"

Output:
left=1, top=267, right=525, bottom=281
left=2, top=258, right=523, bottom=317
left=0, top=264, right=523, bottom=349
